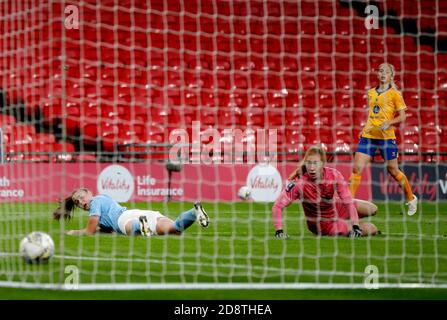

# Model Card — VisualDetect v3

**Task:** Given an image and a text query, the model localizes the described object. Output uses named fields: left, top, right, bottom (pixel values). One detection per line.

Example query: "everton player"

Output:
left=348, top=63, right=417, bottom=216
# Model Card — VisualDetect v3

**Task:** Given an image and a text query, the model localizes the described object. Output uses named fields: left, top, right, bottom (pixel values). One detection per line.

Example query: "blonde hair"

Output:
left=303, top=145, right=327, bottom=164
left=288, top=145, right=327, bottom=180
left=378, top=62, right=398, bottom=89
left=53, top=188, right=90, bottom=221
left=71, top=188, right=90, bottom=203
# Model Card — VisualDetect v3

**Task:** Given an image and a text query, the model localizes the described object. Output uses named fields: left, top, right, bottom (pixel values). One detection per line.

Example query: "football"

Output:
left=19, top=231, right=55, bottom=264
left=238, top=186, right=251, bottom=200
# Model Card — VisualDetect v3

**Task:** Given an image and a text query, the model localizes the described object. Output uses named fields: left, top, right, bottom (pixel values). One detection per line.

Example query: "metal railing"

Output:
left=1, top=142, right=445, bottom=164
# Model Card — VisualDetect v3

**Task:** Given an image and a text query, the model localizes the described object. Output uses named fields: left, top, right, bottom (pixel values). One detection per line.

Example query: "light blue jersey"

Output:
left=89, top=194, right=127, bottom=233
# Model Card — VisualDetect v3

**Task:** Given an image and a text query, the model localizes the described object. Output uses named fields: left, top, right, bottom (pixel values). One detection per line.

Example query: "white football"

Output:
left=238, top=186, right=251, bottom=200
left=19, top=231, right=55, bottom=264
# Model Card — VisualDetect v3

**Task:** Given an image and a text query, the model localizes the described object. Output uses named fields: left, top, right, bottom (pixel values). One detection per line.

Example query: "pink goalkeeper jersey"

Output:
left=272, top=167, right=359, bottom=230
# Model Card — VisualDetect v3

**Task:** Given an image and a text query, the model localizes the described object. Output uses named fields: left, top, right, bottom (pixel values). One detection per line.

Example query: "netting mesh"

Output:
left=0, top=0, right=446, bottom=289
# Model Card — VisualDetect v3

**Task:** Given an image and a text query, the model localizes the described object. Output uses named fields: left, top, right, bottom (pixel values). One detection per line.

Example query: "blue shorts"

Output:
left=355, top=137, right=398, bottom=160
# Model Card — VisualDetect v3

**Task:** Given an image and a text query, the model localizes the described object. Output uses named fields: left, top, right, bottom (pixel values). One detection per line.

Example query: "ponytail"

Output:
left=288, top=161, right=305, bottom=180
left=53, top=196, right=76, bottom=221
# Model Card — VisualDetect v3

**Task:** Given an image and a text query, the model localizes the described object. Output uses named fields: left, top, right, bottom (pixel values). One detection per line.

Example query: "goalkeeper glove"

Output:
left=275, top=229, right=289, bottom=239
left=348, top=225, right=363, bottom=238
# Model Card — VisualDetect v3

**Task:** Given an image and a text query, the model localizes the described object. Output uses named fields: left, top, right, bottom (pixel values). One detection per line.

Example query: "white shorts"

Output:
left=117, top=209, right=163, bottom=236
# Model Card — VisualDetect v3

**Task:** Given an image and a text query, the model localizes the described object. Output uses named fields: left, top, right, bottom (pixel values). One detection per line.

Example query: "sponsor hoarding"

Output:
left=371, top=163, right=447, bottom=201
left=0, top=163, right=371, bottom=202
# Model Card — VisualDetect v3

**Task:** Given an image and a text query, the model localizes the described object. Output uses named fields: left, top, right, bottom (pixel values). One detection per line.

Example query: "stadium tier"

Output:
left=0, top=0, right=447, bottom=293
left=0, top=0, right=446, bottom=162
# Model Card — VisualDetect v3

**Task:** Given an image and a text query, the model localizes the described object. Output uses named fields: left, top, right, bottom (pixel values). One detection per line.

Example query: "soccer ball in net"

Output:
left=238, top=186, right=251, bottom=200
left=19, top=231, right=55, bottom=264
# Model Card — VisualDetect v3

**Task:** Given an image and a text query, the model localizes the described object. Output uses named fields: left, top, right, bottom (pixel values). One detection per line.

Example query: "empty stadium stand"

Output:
left=0, top=0, right=446, bottom=162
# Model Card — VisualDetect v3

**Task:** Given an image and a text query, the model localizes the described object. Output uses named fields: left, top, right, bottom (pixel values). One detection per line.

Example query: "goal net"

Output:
left=0, top=0, right=446, bottom=290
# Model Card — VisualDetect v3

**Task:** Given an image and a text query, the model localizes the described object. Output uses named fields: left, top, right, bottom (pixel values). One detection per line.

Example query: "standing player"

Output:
left=273, top=146, right=379, bottom=239
left=348, top=63, right=417, bottom=216
left=53, top=188, right=210, bottom=236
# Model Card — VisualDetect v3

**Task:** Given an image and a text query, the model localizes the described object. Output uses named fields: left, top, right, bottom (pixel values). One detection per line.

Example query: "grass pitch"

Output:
left=0, top=200, right=446, bottom=299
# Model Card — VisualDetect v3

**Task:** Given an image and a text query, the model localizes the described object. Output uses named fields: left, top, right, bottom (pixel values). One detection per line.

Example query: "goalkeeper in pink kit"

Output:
left=273, top=146, right=379, bottom=238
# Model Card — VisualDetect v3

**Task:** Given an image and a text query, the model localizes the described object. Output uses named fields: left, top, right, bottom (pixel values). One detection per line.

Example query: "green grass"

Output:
left=1, top=201, right=447, bottom=299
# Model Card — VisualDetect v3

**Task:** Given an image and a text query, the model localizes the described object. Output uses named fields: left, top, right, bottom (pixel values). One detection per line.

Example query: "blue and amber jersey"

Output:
left=361, top=86, right=407, bottom=140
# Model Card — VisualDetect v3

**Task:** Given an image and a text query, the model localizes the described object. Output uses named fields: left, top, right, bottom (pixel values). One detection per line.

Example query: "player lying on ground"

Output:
left=348, top=62, right=417, bottom=216
left=272, top=146, right=379, bottom=239
left=53, top=188, right=210, bottom=236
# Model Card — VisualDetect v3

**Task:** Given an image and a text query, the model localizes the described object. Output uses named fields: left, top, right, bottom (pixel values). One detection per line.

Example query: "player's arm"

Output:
left=334, top=171, right=360, bottom=230
left=381, top=109, right=406, bottom=130
left=272, top=181, right=301, bottom=239
left=66, top=216, right=99, bottom=235
left=381, top=92, right=407, bottom=130
left=360, top=91, right=371, bottom=137
left=392, top=108, right=406, bottom=125
left=67, top=199, right=101, bottom=236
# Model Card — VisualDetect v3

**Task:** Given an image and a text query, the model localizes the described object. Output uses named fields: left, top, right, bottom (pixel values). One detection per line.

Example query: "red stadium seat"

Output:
left=301, top=37, right=315, bottom=53
left=267, top=110, right=286, bottom=127
left=6, top=143, right=49, bottom=162
left=35, top=133, right=56, bottom=144
left=318, top=19, right=333, bottom=35
left=420, top=128, right=441, bottom=152
left=335, top=38, right=351, bottom=53
left=300, top=20, right=316, bottom=35
left=216, top=18, right=231, bottom=34
left=334, top=112, right=352, bottom=128
left=283, top=1, right=298, bottom=16
left=335, top=19, right=351, bottom=36
left=316, top=37, right=333, bottom=53
left=401, top=139, right=420, bottom=162
left=335, top=92, right=352, bottom=109
left=283, top=37, right=298, bottom=53
left=284, top=21, right=298, bottom=35
left=199, top=109, right=217, bottom=127
left=2, top=0, right=444, bottom=163
left=74, top=153, right=97, bottom=162
left=3, top=124, right=36, bottom=145
left=250, top=20, right=265, bottom=36
left=0, top=114, right=16, bottom=126
left=46, top=142, right=76, bottom=162
left=248, top=93, right=266, bottom=108
left=317, top=74, right=334, bottom=90
left=299, top=92, right=316, bottom=109
left=285, top=108, right=305, bottom=128
left=332, top=142, right=353, bottom=162
left=403, top=110, right=420, bottom=127
left=246, top=108, right=265, bottom=127
left=278, top=56, right=296, bottom=72
left=266, top=92, right=286, bottom=109
left=215, top=35, right=231, bottom=52
left=420, top=112, right=437, bottom=127
left=217, top=109, right=237, bottom=128
left=214, top=56, right=231, bottom=71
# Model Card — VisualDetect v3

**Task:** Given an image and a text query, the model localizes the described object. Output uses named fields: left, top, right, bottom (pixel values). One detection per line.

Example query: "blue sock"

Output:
left=131, top=219, right=141, bottom=235
left=173, top=209, right=196, bottom=232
